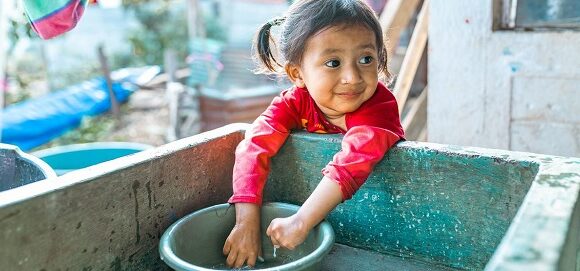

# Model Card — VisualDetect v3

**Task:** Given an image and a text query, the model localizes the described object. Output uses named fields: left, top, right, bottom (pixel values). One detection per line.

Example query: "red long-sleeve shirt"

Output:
left=228, top=82, right=404, bottom=204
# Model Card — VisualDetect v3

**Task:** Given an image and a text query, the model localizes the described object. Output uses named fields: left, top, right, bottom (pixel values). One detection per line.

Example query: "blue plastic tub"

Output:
left=32, top=142, right=152, bottom=175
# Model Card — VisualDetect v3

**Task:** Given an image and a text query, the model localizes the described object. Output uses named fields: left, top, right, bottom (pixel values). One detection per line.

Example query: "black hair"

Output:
left=253, top=0, right=390, bottom=79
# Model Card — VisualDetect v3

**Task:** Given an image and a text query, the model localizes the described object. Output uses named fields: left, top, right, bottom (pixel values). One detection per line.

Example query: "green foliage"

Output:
left=4, top=88, right=31, bottom=105
left=4, top=7, right=42, bottom=105
left=126, top=2, right=185, bottom=65
left=7, top=20, right=37, bottom=46
left=4, top=51, right=41, bottom=104
left=121, top=0, right=226, bottom=67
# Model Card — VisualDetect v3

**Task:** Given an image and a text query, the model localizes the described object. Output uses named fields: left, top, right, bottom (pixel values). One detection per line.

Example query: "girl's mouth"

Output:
left=337, top=91, right=363, bottom=98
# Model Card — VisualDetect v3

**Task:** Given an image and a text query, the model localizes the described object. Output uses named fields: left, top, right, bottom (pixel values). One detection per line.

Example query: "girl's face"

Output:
left=286, top=24, right=379, bottom=120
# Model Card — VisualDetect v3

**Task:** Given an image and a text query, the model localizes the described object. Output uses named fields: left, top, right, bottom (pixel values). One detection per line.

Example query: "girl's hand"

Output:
left=223, top=203, right=262, bottom=268
left=267, top=177, right=343, bottom=250
left=266, top=214, right=309, bottom=250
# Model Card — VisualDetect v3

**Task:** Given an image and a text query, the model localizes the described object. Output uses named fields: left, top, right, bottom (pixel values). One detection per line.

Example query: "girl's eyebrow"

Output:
left=320, top=48, right=342, bottom=55
left=358, top=43, right=377, bottom=50
left=320, top=43, right=377, bottom=55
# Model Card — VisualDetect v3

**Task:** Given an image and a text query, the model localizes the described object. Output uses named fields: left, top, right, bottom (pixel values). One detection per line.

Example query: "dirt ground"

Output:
left=106, top=87, right=170, bottom=147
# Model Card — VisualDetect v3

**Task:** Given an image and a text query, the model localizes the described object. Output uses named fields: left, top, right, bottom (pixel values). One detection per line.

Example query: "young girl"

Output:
left=222, top=0, right=404, bottom=268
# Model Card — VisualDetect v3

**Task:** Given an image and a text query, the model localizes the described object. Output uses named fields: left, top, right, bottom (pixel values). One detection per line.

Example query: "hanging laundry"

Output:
left=21, top=0, right=89, bottom=39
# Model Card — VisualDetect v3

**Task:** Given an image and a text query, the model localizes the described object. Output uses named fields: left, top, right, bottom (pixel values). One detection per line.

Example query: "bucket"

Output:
left=159, top=202, right=335, bottom=271
left=0, top=143, right=56, bottom=192
left=32, top=142, right=152, bottom=175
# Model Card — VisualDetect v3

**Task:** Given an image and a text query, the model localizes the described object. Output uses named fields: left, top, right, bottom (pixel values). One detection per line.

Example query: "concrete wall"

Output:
left=429, top=0, right=580, bottom=157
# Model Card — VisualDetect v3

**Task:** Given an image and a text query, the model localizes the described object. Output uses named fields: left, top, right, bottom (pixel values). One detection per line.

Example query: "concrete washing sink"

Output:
left=0, top=124, right=578, bottom=270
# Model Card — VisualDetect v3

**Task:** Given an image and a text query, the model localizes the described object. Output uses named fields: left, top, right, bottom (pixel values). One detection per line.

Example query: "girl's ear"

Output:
left=285, top=63, right=306, bottom=88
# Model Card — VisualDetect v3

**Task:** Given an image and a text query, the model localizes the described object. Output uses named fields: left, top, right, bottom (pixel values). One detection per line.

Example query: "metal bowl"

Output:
left=159, top=202, right=335, bottom=271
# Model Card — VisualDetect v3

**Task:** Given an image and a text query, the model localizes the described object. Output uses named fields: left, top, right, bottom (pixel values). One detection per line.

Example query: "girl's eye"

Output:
left=359, top=56, right=373, bottom=64
left=325, top=60, right=340, bottom=68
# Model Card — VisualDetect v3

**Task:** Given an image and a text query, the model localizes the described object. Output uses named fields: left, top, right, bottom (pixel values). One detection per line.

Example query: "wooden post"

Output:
left=0, top=0, right=9, bottom=142
left=393, top=0, right=429, bottom=114
left=187, top=0, right=205, bottom=42
left=165, top=49, right=180, bottom=142
left=186, top=0, right=208, bottom=88
left=184, top=0, right=202, bottom=135
left=97, top=45, right=120, bottom=118
left=402, top=86, right=428, bottom=140
left=379, top=0, right=421, bottom=62
left=164, top=49, right=202, bottom=140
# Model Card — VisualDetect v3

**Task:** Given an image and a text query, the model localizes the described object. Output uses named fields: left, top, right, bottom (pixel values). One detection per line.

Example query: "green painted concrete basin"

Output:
left=265, top=130, right=580, bottom=271
left=0, top=124, right=578, bottom=270
left=159, top=202, right=335, bottom=271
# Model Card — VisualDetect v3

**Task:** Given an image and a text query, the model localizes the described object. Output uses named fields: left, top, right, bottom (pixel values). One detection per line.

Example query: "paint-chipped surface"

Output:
left=485, top=154, right=580, bottom=271
left=265, top=131, right=580, bottom=270
left=266, top=132, right=539, bottom=270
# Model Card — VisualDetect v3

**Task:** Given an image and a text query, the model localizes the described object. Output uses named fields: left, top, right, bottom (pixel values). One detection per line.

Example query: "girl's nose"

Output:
left=341, top=65, right=363, bottom=84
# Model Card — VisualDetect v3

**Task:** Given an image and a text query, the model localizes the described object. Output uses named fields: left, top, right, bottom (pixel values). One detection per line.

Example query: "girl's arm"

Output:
left=223, top=203, right=261, bottom=268
left=224, top=90, right=301, bottom=268
left=228, top=92, right=301, bottom=205
left=223, top=116, right=292, bottom=268
left=266, top=176, right=342, bottom=249
left=323, top=125, right=401, bottom=201
left=267, top=125, right=401, bottom=249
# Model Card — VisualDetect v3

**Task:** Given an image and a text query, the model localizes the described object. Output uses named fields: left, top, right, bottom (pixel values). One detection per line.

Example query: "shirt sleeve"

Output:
left=228, top=90, right=301, bottom=205
left=322, top=126, right=401, bottom=201
left=322, top=83, right=404, bottom=201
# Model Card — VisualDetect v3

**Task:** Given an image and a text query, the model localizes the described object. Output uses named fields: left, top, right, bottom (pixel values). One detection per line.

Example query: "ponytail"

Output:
left=254, top=17, right=286, bottom=74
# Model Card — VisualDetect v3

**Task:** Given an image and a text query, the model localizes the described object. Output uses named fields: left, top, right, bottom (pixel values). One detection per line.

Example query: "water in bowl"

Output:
left=208, top=254, right=296, bottom=270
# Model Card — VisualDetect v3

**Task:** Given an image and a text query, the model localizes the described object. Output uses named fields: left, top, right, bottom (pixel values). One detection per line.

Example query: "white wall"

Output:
left=429, top=0, right=580, bottom=157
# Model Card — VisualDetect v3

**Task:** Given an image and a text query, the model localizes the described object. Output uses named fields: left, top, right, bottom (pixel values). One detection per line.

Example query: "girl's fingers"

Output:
left=266, top=223, right=273, bottom=237
left=246, top=252, right=257, bottom=267
left=234, top=253, right=248, bottom=268
left=226, top=249, right=238, bottom=267
left=222, top=240, right=231, bottom=255
left=270, top=236, right=281, bottom=248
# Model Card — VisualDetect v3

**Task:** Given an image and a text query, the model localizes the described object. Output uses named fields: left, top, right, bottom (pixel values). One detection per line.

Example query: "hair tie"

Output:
left=268, top=17, right=286, bottom=27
